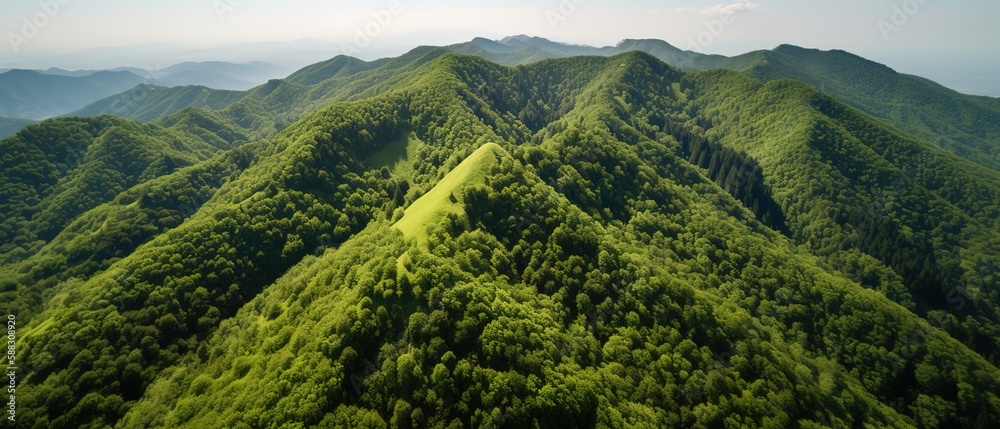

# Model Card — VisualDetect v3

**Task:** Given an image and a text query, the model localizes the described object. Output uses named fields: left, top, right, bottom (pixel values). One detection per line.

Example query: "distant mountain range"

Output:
left=0, top=61, right=295, bottom=135
left=0, top=70, right=146, bottom=121
left=35, top=61, right=293, bottom=90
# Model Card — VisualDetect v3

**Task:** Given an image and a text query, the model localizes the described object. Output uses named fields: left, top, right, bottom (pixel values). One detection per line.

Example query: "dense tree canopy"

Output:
left=3, top=49, right=999, bottom=428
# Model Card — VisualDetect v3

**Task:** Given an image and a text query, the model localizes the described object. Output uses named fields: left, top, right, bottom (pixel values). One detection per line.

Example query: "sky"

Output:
left=2, top=0, right=998, bottom=96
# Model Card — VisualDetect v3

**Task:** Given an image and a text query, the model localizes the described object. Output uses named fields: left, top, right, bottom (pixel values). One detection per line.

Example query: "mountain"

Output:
left=448, top=35, right=582, bottom=65
left=69, top=56, right=393, bottom=123
left=0, top=61, right=294, bottom=128
left=721, top=45, right=1000, bottom=171
left=68, top=37, right=997, bottom=175
left=36, top=62, right=294, bottom=90
left=0, top=109, right=249, bottom=263
left=70, top=46, right=450, bottom=133
left=153, top=61, right=296, bottom=90
left=70, top=84, right=246, bottom=122
left=52, top=39, right=339, bottom=73
left=283, top=55, right=388, bottom=85
left=40, top=68, right=101, bottom=77
left=0, top=69, right=146, bottom=119
left=446, top=37, right=1000, bottom=172
left=4, top=48, right=1000, bottom=429
left=447, top=36, right=707, bottom=68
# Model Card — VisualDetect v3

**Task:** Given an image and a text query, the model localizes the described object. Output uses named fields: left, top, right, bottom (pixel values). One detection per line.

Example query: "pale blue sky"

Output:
left=2, top=0, right=998, bottom=95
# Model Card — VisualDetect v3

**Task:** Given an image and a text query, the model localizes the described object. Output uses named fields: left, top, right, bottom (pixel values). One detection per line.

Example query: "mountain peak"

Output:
left=469, top=37, right=520, bottom=53
left=774, top=43, right=808, bottom=52
left=616, top=38, right=680, bottom=49
left=499, top=34, right=535, bottom=44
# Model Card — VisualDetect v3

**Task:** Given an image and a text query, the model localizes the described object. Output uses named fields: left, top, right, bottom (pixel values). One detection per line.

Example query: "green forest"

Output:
left=3, top=46, right=1000, bottom=428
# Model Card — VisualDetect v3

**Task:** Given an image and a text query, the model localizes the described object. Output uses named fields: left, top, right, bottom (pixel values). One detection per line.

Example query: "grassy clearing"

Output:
left=393, top=142, right=505, bottom=244
left=364, top=131, right=423, bottom=180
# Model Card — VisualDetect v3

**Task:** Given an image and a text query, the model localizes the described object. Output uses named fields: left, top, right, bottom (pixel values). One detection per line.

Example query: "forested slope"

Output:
left=4, top=50, right=999, bottom=428
left=447, top=37, right=1000, bottom=172
left=72, top=47, right=452, bottom=141
left=70, top=84, right=246, bottom=123
left=0, top=110, right=249, bottom=263
left=719, top=45, right=1000, bottom=172
left=77, top=38, right=1000, bottom=175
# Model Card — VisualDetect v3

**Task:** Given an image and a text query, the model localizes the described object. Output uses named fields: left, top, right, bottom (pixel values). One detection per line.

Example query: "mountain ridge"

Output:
left=394, top=142, right=506, bottom=244
left=68, top=36, right=1000, bottom=172
left=4, top=44, right=1000, bottom=428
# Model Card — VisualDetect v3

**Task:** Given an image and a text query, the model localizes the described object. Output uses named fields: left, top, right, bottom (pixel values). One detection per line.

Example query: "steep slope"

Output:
left=0, top=112, right=248, bottom=262
left=12, top=86, right=429, bottom=428
left=217, top=46, right=450, bottom=137
left=0, top=142, right=259, bottom=324
left=113, top=50, right=1000, bottom=425
left=721, top=45, right=1000, bottom=171
left=449, top=37, right=1000, bottom=171
left=116, top=143, right=924, bottom=428
left=682, top=69, right=1000, bottom=362
left=71, top=48, right=450, bottom=142
left=7, top=51, right=1000, bottom=428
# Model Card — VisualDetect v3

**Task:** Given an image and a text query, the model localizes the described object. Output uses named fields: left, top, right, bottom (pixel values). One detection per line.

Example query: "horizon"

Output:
left=2, top=1, right=999, bottom=97
left=4, top=35, right=999, bottom=98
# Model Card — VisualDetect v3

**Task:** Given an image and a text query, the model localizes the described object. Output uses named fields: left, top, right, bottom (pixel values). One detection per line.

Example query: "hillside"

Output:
left=0, top=110, right=249, bottom=264
left=69, top=48, right=452, bottom=140
left=446, top=37, right=1000, bottom=172
left=74, top=37, right=1000, bottom=175
left=447, top=36, right=709, bottom=70
left=71, top=84, right=246, bottom=122
left=0, top=61, right=293, bottom=127
left=4, top=50, right=1000, bottom=429
left=717, top=45, right=1000, bottom=172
